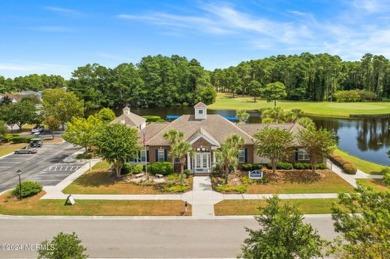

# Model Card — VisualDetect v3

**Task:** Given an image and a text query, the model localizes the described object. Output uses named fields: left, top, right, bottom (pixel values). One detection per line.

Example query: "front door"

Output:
left=194, top=152, right=210, bottom=171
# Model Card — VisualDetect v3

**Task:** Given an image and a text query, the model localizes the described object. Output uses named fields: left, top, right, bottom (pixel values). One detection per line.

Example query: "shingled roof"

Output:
left=111, top=107, right=146, bottom=128
left=144, top=114, right=254, bottom=146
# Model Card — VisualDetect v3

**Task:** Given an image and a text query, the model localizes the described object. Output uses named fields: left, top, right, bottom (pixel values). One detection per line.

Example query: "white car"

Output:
left=31, top=126, right=44, bottom=134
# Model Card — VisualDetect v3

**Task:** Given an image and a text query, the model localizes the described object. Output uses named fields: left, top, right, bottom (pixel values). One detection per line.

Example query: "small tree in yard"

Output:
left=63, top=115, right=103, bottom=152
left=215, top=134, right=244, bottom=184
left=241, top=196, right=327, bottom=258
left=38, top=232, right=87, bottom=259
left=237, top=110, right=250, bottom=124
left=170, top=140, right=192, bottom=185
left=331, top=185, right=390, bottom=258
left=298, top=128, right=337, bottom=173
left=163, top=129, right=184, bottom=166
left=96, top=123, right=141, bottom=177
left=254, top=127, right=293, bottom=174
left=44, top=115, right=61, bottom=139
left=0, top=120, right=7, bottom=136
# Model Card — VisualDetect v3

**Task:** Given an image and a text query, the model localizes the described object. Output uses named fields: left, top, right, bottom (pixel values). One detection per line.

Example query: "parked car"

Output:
left=30, top=138, right=43, bottom=148
left=14, top=146, right=37, bottom=154
left=31, top=125, right=44, bottom=134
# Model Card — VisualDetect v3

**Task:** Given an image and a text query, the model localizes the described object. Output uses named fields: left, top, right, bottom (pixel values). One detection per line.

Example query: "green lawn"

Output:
left=244, top=170, right=354, bottom=194
left=215, top=199, right=337, bottom=215
left=334, top=149, right=388, bottom=174
left=357, top=179, right=389, bottom=192
left=0, top=191, right=191, bottom=216
left=208, top=93, right=390, bottom=117
left=0, top=143, right=27, bottom=157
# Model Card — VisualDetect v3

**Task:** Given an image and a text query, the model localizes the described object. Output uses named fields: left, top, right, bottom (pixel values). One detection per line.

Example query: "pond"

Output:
left=129, top=107, right=390, bottom=166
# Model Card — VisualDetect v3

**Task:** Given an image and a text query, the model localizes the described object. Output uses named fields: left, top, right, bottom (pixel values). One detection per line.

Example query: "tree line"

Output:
left=2, top=52, right=390, bottom=111
left=211, top=52, right=390, bottom=101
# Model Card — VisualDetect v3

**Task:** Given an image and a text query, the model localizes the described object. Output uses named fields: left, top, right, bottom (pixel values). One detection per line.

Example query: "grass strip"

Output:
left=215, top=199, right=337, bottom=215
left=0, top=191, right=191, bottom=216
left=334, top=149, right=387, bottom=174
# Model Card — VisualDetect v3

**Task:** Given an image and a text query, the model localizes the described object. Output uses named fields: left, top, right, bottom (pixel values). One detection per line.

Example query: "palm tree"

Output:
left=170, top=141, right=192, bottom=185
left=216, top=134, right=244, bottom=183
left=237, top=110, right=250, bottom=124
left=163, top=129, right=184, bottom=167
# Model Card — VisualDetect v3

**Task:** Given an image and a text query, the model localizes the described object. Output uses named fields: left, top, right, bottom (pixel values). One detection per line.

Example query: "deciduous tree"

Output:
left=96, top=123, right=141, bottom=177
left=254, top=127, right=293, bottom=173
left=241, top=196, right=327, bottom=258
left=44, top=115, right=61, bottom=139
left=260, top=81, right=287, bottom=107
left=298, top=128, right=337, bottom=173
left=42, top=88, right=84, bottom=129
left=38, top=232, right=87, bottom=259
left=331, top=185, right=390, bottom=258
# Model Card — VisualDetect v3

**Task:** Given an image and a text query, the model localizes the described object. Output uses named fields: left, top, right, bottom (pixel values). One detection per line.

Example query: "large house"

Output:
left=121, top=102, right=309, bottom=174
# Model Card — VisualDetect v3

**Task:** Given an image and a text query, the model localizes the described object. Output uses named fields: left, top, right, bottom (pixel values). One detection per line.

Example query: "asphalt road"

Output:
left=0, top=215, right=338, bottom=258
left=0, top=142, right=83, bottom=192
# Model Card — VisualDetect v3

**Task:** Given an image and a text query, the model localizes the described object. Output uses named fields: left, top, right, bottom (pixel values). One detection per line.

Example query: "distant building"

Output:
left=111, top=106, right=146, bottom=131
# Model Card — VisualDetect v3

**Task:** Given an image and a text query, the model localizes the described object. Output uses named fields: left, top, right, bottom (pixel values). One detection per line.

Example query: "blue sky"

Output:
left=1, top=0, right=389, bottom=78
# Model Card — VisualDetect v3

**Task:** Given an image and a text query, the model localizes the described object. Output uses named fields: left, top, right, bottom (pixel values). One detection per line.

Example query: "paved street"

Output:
left=0, top=215, right=337, bottom=258
left=0, top=142, right=84, bottom=192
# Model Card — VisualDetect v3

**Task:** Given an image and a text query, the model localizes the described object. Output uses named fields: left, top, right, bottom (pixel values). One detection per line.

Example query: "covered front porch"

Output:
left=186, top=150, right=217, bottom=175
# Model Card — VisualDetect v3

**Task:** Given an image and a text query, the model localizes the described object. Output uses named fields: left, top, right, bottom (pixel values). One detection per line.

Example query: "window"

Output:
left=297, top=149, right=310, bottom=161
left=174, top=157, right=180, bottom=164
left=140, top=150, right=147, bottom=162
left=238, top=149, right=246, bottom=163
left=157, top=149, right=165, bottom=161
left=198, top=109, right=203, bottom=114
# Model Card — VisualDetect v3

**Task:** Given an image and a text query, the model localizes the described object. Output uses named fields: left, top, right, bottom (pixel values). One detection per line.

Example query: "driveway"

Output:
left=0, top=142, right=84, bottom=192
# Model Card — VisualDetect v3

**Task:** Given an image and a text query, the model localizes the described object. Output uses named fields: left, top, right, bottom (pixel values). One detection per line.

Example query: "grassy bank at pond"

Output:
left=0, top=191, right=191, bottom=216
left=208, top=93, right=390, bottom=117
left=357, top=179, right=389, bottom=192
left=215, top=199, right=337, bottom=215
left=334, top=149, right=388, bottom=174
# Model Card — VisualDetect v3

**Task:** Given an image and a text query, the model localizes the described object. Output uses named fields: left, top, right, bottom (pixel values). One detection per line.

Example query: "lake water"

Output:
left=129, top=107, right=390, bottom=166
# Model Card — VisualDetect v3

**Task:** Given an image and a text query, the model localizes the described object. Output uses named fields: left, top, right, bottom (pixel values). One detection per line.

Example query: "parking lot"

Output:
left=0, top=142, right=85, bottom=192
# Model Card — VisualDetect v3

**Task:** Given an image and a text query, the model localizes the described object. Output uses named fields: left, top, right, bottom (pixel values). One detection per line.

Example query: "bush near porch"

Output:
left=211, top=169, right=354, bottom=194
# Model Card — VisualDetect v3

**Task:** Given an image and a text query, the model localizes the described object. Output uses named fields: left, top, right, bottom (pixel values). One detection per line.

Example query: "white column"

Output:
left=187, top=152, right=191, bottom=170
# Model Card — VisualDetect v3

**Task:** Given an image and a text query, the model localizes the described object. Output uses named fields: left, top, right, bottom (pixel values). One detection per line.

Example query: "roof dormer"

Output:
left=123, top=106, right=131, bottom=116
left=194, top=102, right=207, bottom=120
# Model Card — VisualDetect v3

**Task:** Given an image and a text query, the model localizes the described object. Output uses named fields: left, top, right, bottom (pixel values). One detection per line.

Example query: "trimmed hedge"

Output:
left=1, top=134, right=19, bottom=143
left=76, top=153, right=92, bottom=159
left=121, top=163, right=133, bottom=175
left=11, top=136, right=34, bottom=144
left=13, top=181, right=42, bottom=198
left=148, top=162, right=173, bottom=176
left=142, top=115, right=165, bottom=122
left=329, top=153, right=357, bottom=175
left=242, top=163, right=253, bottom=171
left=293, top=162, right=311, bottom=170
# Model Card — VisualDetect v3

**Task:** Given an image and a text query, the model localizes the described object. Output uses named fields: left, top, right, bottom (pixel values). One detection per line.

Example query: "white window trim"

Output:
left=238, top=149, right=246, bottom=163
left=157, top=149, right=165, bottom=162
left=297, top=149, right=310, bottom=161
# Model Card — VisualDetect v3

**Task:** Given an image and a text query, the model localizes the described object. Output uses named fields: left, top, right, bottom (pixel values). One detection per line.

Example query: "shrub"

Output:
left=342, top=162, right=357, bottom=175
left=293, top=162, right=306, bottom=169
left=1, top=134, right=19, bottom=143
left=183, top=169, right=192, bottom=178
left=276, top=162, right=293, bottom=170
left=162, top=182, right=189, bottom=192
left=11, top=136, right=34, bottom=144
left=13, top=181, right=42, bottom=198
left=383, top=170, right=390, bottom=186
left=142, top=115, right=164, bottom=122
left=148, top=162, right=173, bottom=176
left=167, top=174, right=180, bottom=181
left=252, top=164, right=262, bottom=170
left=76, top=153, right=92, bottom=159
left=242, top=163, right=253, bottom=171
left=132, top=164, right=143, bottom=174
left=377, top=167, right=390, bottom=175
left=121, top=163, right=133, bottom=175
left=316, top=163, right=327, bottom=170
left=215, top=184, right=247, bottom=194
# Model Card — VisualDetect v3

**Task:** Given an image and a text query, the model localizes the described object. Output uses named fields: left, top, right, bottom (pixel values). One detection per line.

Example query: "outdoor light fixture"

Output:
left=16, top=169, right=22, bottom=200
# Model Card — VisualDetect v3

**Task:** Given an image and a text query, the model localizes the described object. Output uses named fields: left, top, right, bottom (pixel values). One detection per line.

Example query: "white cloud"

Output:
left=45, top=6, right=81, bottom=16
